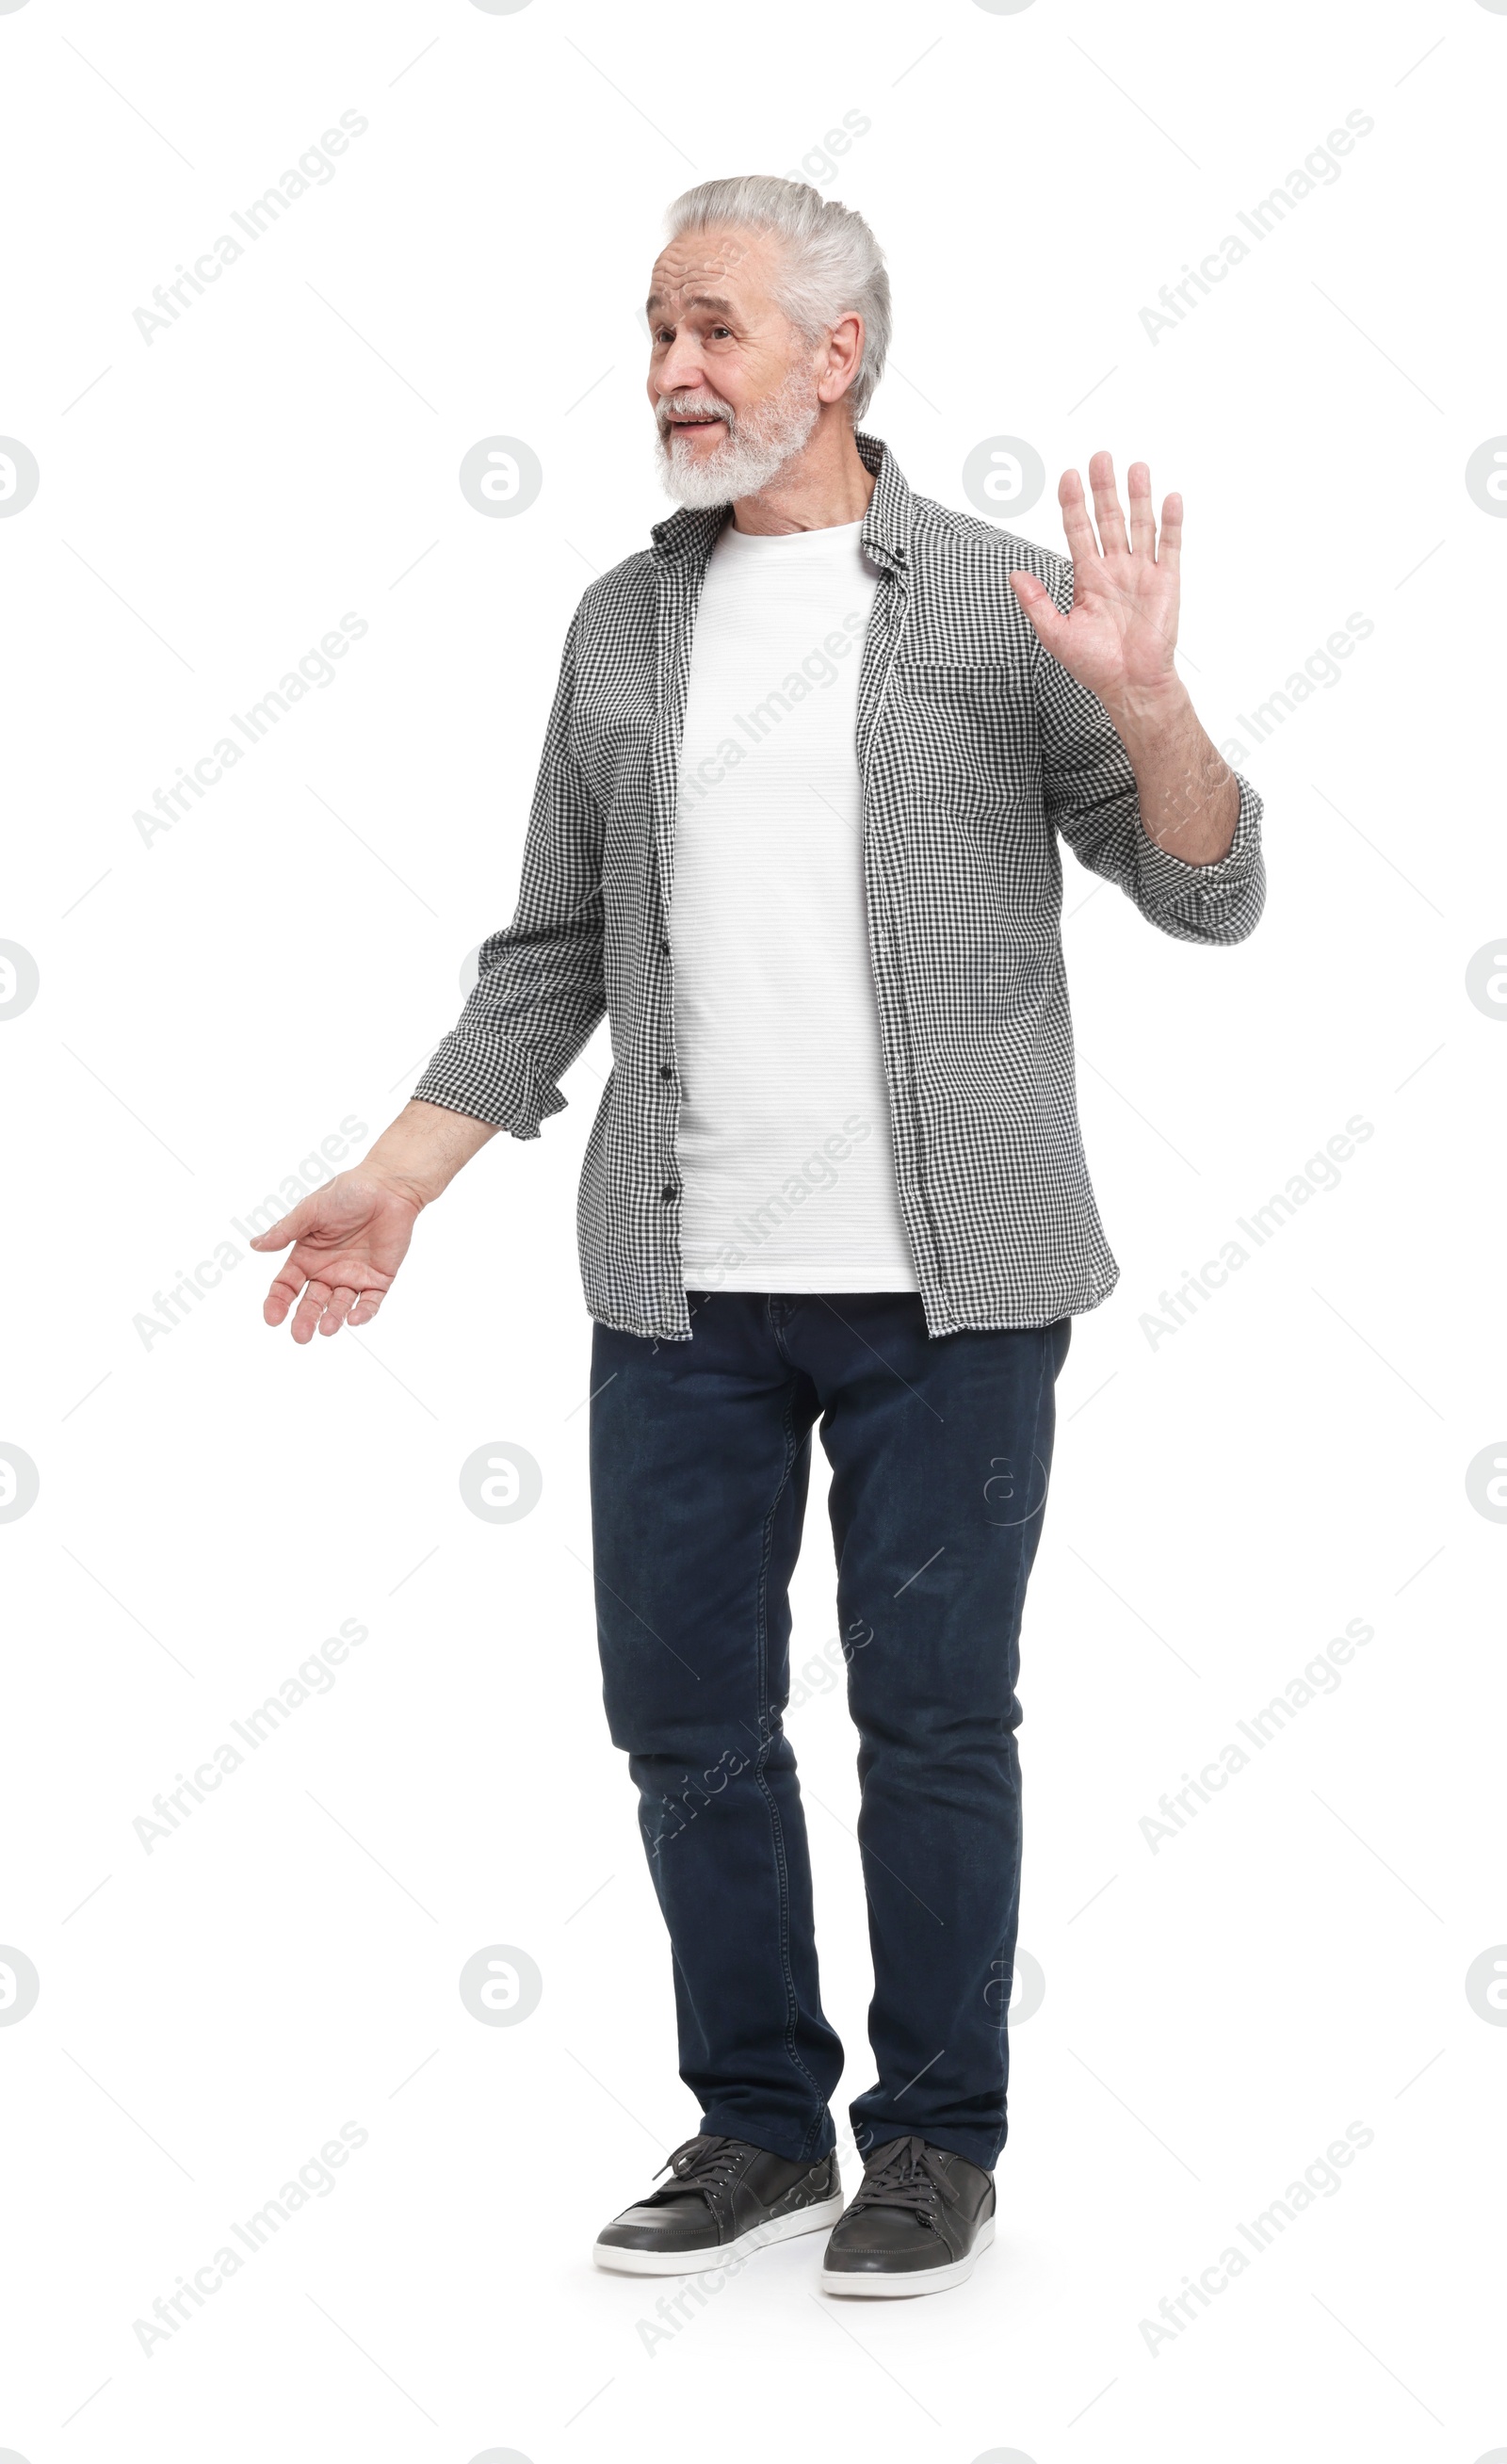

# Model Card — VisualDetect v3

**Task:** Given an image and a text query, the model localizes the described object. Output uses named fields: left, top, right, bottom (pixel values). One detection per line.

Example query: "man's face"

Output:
left=645, top=224, right=825, bottom=506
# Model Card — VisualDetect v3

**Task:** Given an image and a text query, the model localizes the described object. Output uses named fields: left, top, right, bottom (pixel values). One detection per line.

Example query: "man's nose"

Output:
left=656, top=338, right=709, bottom=397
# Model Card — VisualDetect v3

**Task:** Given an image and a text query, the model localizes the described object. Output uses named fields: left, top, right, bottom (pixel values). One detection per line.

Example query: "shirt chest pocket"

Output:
left=883, top=659, right=1038, bottom=813
left=571, top=676, right=655, bottom=811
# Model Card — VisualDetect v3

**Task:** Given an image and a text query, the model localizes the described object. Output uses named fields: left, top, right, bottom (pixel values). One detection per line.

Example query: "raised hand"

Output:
left=1008, top=451, right=1181, bottom=714
left=251, top=1169, right=424, bottom=1343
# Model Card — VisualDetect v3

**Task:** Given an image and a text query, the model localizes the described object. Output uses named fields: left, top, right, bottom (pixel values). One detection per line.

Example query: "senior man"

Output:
left=254, top=175, right=1264, bottom=2297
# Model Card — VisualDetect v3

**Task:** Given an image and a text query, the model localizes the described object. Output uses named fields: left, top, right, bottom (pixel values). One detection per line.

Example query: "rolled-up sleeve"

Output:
left=1030, top=556, right=1266, bottom=948
left=1126, top=767, right=1265, bottom=942
left=413, top=608, right=607, bottom=1138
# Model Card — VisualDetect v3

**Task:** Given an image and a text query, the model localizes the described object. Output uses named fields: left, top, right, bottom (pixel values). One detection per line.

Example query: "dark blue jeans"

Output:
left=589, top=1289, right=1071, bottom=2174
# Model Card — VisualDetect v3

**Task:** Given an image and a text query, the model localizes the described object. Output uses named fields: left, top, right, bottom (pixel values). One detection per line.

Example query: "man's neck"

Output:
left=729, top=412, right=876, bottom=536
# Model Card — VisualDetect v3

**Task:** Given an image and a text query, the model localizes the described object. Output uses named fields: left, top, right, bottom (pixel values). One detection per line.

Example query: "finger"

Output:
left=1158, top=490, right=1183, bottom=573
left=249, top=1205, right=310, bottom=1253
left=263, top=1265, right=305, bottom=1327
left=1088, top=451, right=1129, bottom=556
left=1057, top=466, right=1099, bottom=564
left=291, top=1280, right=332, bottom=1345
left=348, top=1289, right=385, bottom=1327
left=319, top=1287, right=359, bottom=1337
left=1126, top=461, right=1156, bottom=557
left=1008, top=569, right=1071, bottom=656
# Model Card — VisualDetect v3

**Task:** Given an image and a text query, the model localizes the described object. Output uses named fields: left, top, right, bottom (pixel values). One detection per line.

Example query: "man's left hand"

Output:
left=1008, top=451, right=1181, bottom=717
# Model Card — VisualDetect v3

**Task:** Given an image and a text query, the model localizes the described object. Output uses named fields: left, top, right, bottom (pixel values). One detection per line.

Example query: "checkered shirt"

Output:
left=413, top=430, right=1265, bottom=1339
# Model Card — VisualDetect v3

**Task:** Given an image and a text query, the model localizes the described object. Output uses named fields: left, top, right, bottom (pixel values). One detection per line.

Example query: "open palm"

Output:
left=1008, top=452, right=1181, bottom=707
left=251, top=1170, right=422, bottom=1343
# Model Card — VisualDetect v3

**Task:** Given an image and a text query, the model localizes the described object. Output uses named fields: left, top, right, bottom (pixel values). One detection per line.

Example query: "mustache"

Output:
left=656, top=393, right=737, bottom=439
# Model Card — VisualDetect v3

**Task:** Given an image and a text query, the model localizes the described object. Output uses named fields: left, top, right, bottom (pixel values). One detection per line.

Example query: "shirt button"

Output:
left=658, top=1063, right=673, bottom=1080
left=659, top=938, right=671, bottom=956
left=661, top=1184, right=677, bottom=1204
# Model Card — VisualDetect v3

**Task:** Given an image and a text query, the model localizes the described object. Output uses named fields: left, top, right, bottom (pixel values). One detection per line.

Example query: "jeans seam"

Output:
left=753, top=1372, right=829, bottom=2157
left=986, top=1326, right=1056, bottom=2126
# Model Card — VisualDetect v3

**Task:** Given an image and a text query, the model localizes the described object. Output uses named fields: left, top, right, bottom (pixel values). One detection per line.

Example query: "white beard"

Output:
left=656, top=365, right=822, bottom=510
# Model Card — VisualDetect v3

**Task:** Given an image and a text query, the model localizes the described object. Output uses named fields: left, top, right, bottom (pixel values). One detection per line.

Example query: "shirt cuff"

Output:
left=1135, top=767, right=1262, bottom=895
left=413, top=1029, right=568, bottom=1141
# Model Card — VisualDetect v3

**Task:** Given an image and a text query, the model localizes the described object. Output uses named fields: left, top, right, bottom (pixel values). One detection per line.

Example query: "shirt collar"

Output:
left=649, top=428, right=911, bottom=574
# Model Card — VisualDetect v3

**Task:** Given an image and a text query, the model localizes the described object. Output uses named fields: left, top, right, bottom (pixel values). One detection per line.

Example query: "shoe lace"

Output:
left=849, top=2137, right=942, bottom=2228
left=650, top=2135, right=748, bottom=2203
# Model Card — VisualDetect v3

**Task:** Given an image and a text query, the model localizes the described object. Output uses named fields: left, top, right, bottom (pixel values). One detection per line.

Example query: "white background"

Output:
left=2, top=2, right=1503, bottom=2458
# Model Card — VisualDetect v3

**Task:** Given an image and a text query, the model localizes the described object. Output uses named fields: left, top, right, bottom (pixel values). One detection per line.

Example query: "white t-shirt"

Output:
left=670, top=514, right=919, bottom=1293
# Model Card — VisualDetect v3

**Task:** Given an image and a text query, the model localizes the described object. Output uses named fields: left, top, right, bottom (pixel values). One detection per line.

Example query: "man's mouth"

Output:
left=666, top=412, right=728, bottom=438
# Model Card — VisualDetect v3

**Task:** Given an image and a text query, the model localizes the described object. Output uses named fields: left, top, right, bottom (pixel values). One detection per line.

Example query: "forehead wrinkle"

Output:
left=649, top=227, right=770, bottom=300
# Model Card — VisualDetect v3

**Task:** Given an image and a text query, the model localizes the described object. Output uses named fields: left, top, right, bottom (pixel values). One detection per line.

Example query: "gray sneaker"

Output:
left=594, top=2133, right=844, bottom=2276
left=821, top=2134, right=996, bottom=2296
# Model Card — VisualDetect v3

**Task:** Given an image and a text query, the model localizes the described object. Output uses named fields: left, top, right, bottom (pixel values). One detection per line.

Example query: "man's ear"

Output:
left=818, top=312, right=865, bottom=404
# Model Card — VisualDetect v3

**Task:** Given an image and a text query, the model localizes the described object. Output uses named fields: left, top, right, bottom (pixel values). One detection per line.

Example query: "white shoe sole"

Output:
left=594, top=2188, right=846, bottom=2276
left=821, top=2213, right=996, bottom=2296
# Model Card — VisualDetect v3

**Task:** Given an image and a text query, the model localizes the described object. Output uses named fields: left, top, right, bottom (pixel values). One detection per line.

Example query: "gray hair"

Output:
left=662, top=175, right=890, bottom=421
